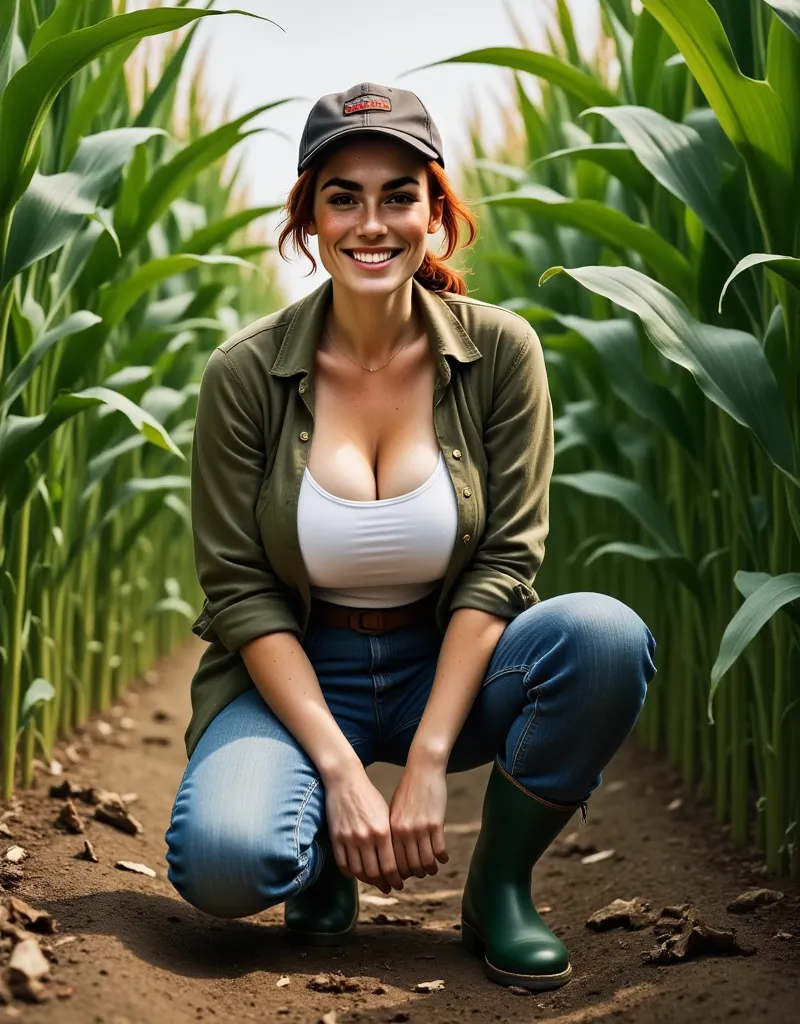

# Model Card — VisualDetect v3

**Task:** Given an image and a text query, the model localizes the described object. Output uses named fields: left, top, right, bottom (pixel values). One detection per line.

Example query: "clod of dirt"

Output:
left=4, top=897, right=56, bottom=935
left=642, top=904, right=756, bottom=964
left=142, top=735, right=172, bottom=746
left=370, top=914, right=420, bottom=926
left=95, top=797, right=143, bottom=836
left=55, top=800, right=84, bottom=835
left=726, top=888, right=785, bottom=914
left=78, top=840, right=98, bottom=863
left=775, top=931, right=793, bottom=940
left=0, top=825, right=12, bottom=839
left=54, top=981, right=73, bottom=999
left=115, top=861, right=156, bottom=878
left=507, top=985, right=532, bottom=995
left=0, top=864, right=23, bottom=889
left=372, top=983, right=388, bottom=994
left=276, top=976, right=290, bottom=987
left=413, top=978, right=445, bottom=992
left=7, top=937, right=52, bottom=1003
left=4, top=847, right=27, bottom=865
left=153, top=710, right=172, bottom=722
left=586, top=897, right=654, bottom=931
left=581, top=849, right=616, bottom=865
left=551, top=831, right=597, bottom=858
left=388, top=1014, right=410, bottom=1022
left=307, top=972, right=361, bottom=994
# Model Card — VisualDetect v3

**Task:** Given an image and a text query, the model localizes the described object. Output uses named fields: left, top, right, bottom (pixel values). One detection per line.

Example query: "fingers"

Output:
left=416, top=833, right=439, bottom=875
left=376, top=835, right=405, bottom=891
left=401, top=836, right=427, bottom=879
left=432, top=826, right=449, bottom=865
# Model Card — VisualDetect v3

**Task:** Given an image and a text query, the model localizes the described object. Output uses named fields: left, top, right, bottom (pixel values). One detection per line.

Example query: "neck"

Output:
left=325, top=278, right=418, bottom=365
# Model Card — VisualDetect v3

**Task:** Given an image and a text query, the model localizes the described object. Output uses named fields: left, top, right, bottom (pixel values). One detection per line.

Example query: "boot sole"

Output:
left=461, top=918, right=572, bottom=990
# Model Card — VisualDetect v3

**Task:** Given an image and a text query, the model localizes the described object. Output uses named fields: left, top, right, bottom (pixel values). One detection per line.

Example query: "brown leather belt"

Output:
left=308, top=590, right=439, bottom=635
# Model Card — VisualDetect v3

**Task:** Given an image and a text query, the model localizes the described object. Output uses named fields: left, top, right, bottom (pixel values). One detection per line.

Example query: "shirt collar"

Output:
left=269, top=276, right=482, bottom=385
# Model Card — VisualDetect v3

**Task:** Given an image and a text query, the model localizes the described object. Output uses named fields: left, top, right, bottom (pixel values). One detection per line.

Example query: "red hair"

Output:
left=277, top=152, right=478, bottom=295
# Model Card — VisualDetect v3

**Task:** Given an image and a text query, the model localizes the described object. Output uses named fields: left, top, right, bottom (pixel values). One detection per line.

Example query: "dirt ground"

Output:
left=2, top=637, right=799, bottom=1024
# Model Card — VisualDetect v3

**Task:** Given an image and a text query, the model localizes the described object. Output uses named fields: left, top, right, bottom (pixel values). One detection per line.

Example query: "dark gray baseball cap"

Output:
left=297, top=82, right=445, bottom=176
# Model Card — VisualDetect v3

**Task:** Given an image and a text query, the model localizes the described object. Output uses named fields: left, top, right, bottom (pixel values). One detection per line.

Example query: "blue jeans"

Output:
left=165, top=592, right=656, bottom=919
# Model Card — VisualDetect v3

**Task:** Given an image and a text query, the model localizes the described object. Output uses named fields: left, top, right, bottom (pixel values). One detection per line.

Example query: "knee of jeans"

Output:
left=165, top=813, right=308, bottom=920
left=566, top=593, right=656, bottom=705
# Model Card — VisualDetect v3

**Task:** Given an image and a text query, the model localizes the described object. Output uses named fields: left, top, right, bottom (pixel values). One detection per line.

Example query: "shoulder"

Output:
left=215, top=298, right=300, bottom=362
left=438, top=291, right=544, bottom=381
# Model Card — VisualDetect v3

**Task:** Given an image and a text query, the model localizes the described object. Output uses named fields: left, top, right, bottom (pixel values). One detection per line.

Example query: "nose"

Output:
left=357, top=199, right=388, bottom=237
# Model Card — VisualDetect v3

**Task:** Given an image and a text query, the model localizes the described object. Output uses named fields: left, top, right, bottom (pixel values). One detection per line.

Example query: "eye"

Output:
left=388, top=193, right=415, bottom=204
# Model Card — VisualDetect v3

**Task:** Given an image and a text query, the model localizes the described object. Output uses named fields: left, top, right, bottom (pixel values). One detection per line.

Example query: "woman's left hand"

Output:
left=389, top=761, right=449, bottom=880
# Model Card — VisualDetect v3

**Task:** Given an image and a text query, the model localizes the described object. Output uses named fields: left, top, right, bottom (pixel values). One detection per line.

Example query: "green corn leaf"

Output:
left=403, top=47, right=619, bottom=109
left=763, top=0, right=800, bottom=41
left=552, top=470, right=683, bottom=555
left=63, top=39, right=139, bottom=162
left=0, top=386, right=184, bottom=485
left=533, top=142, right=653, bottom=204
left=641, top=0, right=797, bottom=254
left=555, top=313, right=696, bottom=456
left=182, top=205, right=280, bottom=255
left=0, top=6, right=274, bottom=220
left=2, top=310, right=101, bottom=409
left=709, top=572, right=800, bottom=720
left=2, top=127, right=163, bottom=285
left=581, top=105, right=743, bottom=262
left=18, top=678, right=55, bottom=730
left=541, top=264, right=799, bottom=484
left=29, top=0, right=86, bottom=58
left=719, top=253, right=800, bottom=311
left=481, top=185, right=693, bottom=301
left=0, top=0, right=18, bottom=96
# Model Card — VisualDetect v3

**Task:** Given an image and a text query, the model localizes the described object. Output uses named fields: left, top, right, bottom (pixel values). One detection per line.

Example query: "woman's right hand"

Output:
left=324, top=765, right=405, bottom=894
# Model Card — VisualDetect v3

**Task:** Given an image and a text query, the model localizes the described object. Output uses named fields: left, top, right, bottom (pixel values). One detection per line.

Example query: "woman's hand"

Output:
left=389, top=761, right=449, bottom=880
left=324, top=764, right=406, bottom=894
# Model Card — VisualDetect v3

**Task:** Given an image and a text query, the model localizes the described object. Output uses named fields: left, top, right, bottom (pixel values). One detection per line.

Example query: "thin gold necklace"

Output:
left=323, top=315, right=417, bottom=372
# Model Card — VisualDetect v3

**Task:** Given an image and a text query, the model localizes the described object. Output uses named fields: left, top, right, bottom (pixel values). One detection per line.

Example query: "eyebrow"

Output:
left=319, top=175, right=420, bottom=192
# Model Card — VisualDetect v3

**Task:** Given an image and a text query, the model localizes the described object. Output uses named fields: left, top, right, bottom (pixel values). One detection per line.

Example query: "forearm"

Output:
left=239, top=631, right=362, bottom=783
left=407, top=607, right=508, bottom=768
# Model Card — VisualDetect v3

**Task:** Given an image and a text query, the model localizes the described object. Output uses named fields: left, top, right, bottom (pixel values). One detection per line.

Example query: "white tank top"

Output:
left=297, top=452, right=459, bottom=608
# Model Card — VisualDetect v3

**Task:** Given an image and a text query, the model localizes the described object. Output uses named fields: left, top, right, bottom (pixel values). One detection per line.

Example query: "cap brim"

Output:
left=298, top=127, right=441, bottom=174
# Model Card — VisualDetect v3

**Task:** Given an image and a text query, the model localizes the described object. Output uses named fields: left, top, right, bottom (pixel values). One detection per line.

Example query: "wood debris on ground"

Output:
left=0, top=895, right=70, bottom=1005
left=581, top=849, right=616, bottom=865
left=642, top=903, right=757, bottom=964
left=55, top=799, right=85, bottom=835
left=587, top=897, right=654, bottom=930
left=94, top=796, right=143, bottom=836
left=115, top=861, right=156, bottom=878
left=307, top=972, right=361, bottom=994
left=413, top=978, right=445, bottom=992
left=726, top=888, right=785, bottom=913
left=369, top=913, right=420, bottom=926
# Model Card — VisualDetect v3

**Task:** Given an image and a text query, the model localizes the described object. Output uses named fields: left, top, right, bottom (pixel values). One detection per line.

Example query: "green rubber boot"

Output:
left=461, top=758, right=584, bottom=989
left=284, top=832, right=359, bottom=946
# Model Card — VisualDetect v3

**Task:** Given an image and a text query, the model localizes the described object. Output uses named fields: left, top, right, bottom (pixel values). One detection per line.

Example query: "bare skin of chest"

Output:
left=306, top=335, right=440, bottom=502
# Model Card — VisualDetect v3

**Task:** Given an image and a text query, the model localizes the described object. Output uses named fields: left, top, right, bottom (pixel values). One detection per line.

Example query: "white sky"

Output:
left=191, top=0, right=600, bottom=302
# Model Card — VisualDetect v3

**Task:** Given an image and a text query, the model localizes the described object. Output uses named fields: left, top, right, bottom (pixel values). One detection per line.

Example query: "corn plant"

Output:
left=427, top=0, right=799, bottom=875
left=0, top=0, right=288, bottom=798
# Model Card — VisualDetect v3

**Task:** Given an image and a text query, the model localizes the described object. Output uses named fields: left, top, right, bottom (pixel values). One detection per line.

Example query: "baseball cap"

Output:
left=297, top=82, right=445, bottom=176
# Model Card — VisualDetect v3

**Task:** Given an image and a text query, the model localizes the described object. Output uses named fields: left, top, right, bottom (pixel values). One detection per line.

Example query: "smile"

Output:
left=344, top=249, right=402, bottom=266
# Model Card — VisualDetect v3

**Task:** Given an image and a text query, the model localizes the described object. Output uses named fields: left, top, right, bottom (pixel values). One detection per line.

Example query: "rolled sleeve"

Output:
left=449, top=325, right=554, bottom=620
left=190, top=347, right=301, bottom=652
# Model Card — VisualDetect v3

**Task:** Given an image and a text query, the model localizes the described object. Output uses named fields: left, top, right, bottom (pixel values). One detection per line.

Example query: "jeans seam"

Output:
left=481, top=663, right=529, bottom=689
left=293, top=776, right=321, bottom=868
left=511, top=684, right=539, bottom=776
left=385, top=715, right=422, bottom=743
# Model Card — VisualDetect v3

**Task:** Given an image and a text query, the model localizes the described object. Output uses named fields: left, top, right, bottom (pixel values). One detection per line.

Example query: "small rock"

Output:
left=7, top=937, right=51, bottom=1000
left=587, top=897, right=653, bottom=930
left=4, top=846, right=28, bottom=864
left=54, top=981, right=74, bottom=999
left=48, top=760, right=64, bottom=776
left=95, top=797, right=143, bottom=836
left=95, top=721, right=113, bottom=738
left=5, top=897, right=56, bottom=934
left=276, top=976, right=290, bottom=988
left=119, top=717, right=138, bottom=731
left=79, top=840, right=98, bottom=863
left=319, top=1013, right=338, bottom=1024
left=507, top=985, right=531, bottom=995
left=0, top=824, right=12, bottom=839
left=606, top=781, right=626, bottom=793
left=56, top=799, right=85, bottom=835
left=775, top=931, right=793, bottom=940
left=413, top=979, right=444, bottom=992
left=115, top=861, right=156, bottom=878
left=667, top=798, right=684, bottom=811
left=726, top=888, right=785, bottom=914
left=581, top=849, right=615, bottom=865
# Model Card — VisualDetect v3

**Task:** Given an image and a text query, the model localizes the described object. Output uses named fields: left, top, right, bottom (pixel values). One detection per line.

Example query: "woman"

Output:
left=165, top=82, right=657, bottom=991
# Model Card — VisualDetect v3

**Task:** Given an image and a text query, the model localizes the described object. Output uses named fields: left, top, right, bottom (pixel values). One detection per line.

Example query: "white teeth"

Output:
left=350, top=250, right=395, bottom=264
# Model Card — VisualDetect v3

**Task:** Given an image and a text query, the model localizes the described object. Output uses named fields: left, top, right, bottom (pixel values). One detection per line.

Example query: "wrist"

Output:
left=407, top=737, right=450, bottom=771
left=317, top=746, right=364, bottom=786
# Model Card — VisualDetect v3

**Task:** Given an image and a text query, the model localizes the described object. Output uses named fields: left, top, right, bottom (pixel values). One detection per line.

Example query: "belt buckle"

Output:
left=348, top=610, right=386, bottom=635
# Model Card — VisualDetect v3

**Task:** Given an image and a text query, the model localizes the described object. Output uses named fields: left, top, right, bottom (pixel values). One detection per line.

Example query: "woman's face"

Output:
left=306, top=136, right=444, bottom=294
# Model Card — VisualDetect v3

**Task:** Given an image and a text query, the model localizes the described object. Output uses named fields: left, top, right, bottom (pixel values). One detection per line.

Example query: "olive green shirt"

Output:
left=185, top=276, right=554, bottom=758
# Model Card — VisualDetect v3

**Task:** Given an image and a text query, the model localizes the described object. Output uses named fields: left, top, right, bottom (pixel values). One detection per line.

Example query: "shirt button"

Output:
left=463, top=534, right=471, bottom=544
left=452, top=449, right=462, bottom=459
left=299, top=381, right=307, bottom=394
left=463, top=487, right=472, bottom=498
left=299, top=431, right=310, bottom=442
